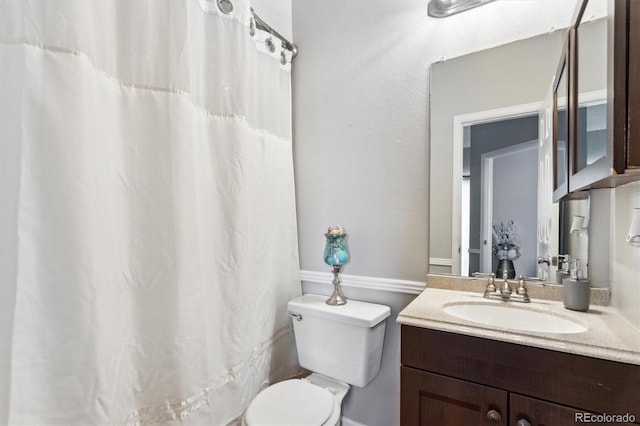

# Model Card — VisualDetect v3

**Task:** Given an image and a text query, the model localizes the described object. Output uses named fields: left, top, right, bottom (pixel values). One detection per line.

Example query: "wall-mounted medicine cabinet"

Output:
left=553, top=0, right=640, bottom=202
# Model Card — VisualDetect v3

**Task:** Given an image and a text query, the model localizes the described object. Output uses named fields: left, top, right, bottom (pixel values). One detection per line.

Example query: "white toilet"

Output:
left=243, top=293, right=391, bottom=426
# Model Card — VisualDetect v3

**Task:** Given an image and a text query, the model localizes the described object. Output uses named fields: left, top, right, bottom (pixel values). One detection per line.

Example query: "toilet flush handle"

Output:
left=289, top=312, right=303, bottom=321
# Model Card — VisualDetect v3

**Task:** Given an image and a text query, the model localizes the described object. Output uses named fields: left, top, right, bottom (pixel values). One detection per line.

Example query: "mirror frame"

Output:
left=568, top=0, right=616, bottom=192
left=552, top=34, right=571, bottom=203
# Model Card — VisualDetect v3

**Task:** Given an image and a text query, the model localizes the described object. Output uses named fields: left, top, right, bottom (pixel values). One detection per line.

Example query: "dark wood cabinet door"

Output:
left=511, top=393, right=587, bottom=426
left=510, top=393, right=638, bottom=426
left=627, top=0, right=640, bottom=169
left=401, top=366, right=508, bottom=426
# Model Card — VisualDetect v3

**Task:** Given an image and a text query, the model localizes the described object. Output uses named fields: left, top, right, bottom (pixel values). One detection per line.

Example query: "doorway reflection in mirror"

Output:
left=459, top=115, right=538, bottom=279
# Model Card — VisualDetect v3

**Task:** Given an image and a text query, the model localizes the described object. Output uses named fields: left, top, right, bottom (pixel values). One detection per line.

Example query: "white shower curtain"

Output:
left=0, top=1, right=302, bottom=424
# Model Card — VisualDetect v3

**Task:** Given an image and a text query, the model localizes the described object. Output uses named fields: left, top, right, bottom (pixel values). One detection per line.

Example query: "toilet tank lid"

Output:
left=288, top=294, right=391, bottom=327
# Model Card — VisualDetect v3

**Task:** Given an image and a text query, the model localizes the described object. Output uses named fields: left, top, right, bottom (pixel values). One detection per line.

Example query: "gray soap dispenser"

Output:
left=563, top=259, right=590, bottom=311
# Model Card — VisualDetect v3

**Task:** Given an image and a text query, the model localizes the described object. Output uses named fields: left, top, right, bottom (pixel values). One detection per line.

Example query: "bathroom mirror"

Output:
left=428, top=12, right=605, bottom=283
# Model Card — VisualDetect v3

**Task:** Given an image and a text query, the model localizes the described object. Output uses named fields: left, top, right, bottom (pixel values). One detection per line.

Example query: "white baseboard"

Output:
left=300, top=270, right=425, bottom=295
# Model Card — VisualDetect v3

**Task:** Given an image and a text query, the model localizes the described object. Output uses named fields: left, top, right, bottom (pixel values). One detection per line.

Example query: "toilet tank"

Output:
left=287, top=294, right=391, bottom=387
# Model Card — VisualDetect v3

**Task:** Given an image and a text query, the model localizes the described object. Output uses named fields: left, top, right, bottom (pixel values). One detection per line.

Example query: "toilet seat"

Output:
left=244, top=379, right=340, bottom=426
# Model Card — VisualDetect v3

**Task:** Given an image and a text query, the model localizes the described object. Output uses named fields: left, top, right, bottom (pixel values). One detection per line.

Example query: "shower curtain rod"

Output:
left=251, top=8, right=298, bottom=59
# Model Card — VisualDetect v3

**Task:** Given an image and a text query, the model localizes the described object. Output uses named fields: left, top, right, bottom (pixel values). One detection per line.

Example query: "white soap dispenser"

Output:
left=562, top=259, right=590, bottom=311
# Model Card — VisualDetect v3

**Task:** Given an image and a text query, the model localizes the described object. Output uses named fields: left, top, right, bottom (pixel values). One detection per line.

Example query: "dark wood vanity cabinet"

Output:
left=400, top=326, right=640, bottom=425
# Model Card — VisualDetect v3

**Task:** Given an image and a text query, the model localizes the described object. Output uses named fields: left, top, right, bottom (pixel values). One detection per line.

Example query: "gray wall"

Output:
left=292, top=0, right=582, bottom=282
left=291, top=0, right=430, bottom=281
left=290, top=1, right=586, bottom=425
left=251, top=0, right=292, bottom=40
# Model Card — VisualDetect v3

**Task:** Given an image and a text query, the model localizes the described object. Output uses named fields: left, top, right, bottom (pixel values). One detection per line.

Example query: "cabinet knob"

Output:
left=486, top=409, right=502, bottom=423
left=516, top=419, right=531, bottom=426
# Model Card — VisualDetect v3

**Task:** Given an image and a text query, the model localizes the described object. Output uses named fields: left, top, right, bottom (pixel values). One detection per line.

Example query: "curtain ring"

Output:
left=249, top=18, right=256, bottom=36
left=265, top=37, right=276, bottom=53
left=217, top=0, right=233, bottom=15
left=280, top=50, right=287, bottom=65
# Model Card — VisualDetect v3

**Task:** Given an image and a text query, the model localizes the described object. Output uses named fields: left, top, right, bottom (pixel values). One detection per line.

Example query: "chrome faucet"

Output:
left=474, top=272, right=546, bottom=303
left=500, top=271, right=512, bottom=298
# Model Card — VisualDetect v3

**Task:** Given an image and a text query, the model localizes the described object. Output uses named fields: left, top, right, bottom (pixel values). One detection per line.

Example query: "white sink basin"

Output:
left=443, top=303, right=587, bottom=334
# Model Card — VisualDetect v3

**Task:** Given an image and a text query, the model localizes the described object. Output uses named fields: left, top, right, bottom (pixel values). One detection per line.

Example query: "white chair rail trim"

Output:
left=428, top=257, right=453, bottom=267
left=300, top=270, right=426, bottom=295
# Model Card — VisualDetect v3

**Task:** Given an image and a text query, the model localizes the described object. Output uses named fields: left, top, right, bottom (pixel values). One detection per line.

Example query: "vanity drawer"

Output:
left=401, top=325, right=640, bottom=418
left=510, top=393, right=637, bottom=426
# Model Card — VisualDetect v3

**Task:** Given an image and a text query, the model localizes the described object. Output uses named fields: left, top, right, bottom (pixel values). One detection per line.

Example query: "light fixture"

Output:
left=627, top=208, right=640, bottom=247
left=323, top=225, right=350, bottom=306
left=428, top=0, right=495, bottom=18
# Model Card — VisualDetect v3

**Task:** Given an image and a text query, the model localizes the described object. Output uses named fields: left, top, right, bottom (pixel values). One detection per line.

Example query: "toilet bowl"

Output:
left=243, top=373, right=348, bottom=426
left=243, top=294, right=390, bottom=426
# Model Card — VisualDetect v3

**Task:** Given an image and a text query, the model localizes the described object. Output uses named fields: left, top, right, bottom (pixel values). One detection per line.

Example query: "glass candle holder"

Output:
left=323, top=225, right=350, bottom=305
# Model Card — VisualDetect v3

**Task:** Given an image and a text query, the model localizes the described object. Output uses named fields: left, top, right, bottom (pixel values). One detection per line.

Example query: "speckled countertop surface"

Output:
left=397, top=287, right=640, bottom=366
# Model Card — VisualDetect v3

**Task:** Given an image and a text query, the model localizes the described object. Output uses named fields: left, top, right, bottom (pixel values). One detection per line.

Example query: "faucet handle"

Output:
left=487, top=273, right=496, bottom=291
left=511, top=275, right=534, bottom=303
left=516, top=275, right=528, bottom=295
left=473, top=272, right=497, bottom=292
left=485, top=274, right=498, bottom=299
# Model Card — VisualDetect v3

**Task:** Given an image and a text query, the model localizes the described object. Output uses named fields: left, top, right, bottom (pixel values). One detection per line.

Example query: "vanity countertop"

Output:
left=397, top=287, right=640, bottom=366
